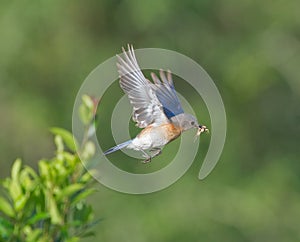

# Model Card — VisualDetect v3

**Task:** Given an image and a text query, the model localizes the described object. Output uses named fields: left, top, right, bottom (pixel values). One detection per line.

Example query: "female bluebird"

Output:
left=104, top=45, right=208, bottom=163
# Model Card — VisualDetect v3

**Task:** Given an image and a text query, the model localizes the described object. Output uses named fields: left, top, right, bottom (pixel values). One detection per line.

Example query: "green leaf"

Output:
left=38, top=160, right=50, bottom=178
left=53, top=161, right=68, bottom=178
left=50, top=127, right=78, bottom=152
left=19, top=168, right=38, bottom=192
left=27, top=212, right=50, bottom=225
left=23, top=225, right=32, bottom=236
left=11, top=159, right=22, bottom=181
left=1, top=177, right=11, bottom=190
left=81, top=141, right=95, bottom=160
left=82, top=94, right=94, bottom=110
left=47, top=192, right=63, bottom=225
left=0, top=217, right=13, bottom=239
left=9, top=159, right=23, bottom=201
left=62, top=152, right=77, bottom=167
left=9, top=180, right=22, bottom=204
left=0, top=197, right=15, bottom=217
left=56, top=184, right=84, bottom=201
left=71, top=188, right=97, bottom=205
left=23, top=166, right=38, bottom=179
left=15, top=194, right=28, bottom=212
left=54, top=135, right=64, bottom=153
left=79, top=104, right=93, bottom=125
left=74, top=202, right=93, bottom=223
left=24, top=226, right=46, bottom=242
left=79, top=172, right=92, bottom=183
left=25, top=228, right=42, bottom=242
left=78, top=95, right=95, bottom=125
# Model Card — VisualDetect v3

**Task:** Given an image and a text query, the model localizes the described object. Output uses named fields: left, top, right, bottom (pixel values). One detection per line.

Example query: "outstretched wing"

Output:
left=151, top=70, right=184, bottom=119
left=117, top=45, right=169, bottom=128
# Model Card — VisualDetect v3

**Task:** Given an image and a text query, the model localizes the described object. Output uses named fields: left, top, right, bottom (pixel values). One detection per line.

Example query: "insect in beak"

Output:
left=194, top=125, right=209, bottom=142
left=197, top=125, right=209, bottom=135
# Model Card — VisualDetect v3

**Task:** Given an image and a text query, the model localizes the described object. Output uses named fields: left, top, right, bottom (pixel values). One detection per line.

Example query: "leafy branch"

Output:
left=0, top=95, right=99, bottom=242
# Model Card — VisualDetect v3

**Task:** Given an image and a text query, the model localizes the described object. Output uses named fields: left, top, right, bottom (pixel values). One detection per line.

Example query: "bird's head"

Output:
left=170, top=113, right=208, bottom=133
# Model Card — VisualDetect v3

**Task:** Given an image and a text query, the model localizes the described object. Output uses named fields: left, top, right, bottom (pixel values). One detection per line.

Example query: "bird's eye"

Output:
left=191, top=121, right=195, bottom=125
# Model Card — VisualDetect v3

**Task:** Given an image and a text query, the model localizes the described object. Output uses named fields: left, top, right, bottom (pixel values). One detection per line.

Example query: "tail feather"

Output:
left=104, top=140, right=132, bottom=155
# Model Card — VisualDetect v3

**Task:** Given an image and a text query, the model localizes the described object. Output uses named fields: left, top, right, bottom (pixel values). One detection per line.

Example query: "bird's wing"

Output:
left=151, top=70, right=184, bottom=119
left=117, top=45, right=169, bottom=128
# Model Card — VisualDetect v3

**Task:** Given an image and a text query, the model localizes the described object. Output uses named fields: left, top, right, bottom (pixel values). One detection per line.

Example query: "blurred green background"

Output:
left=1, top=0, right=300, bottom=241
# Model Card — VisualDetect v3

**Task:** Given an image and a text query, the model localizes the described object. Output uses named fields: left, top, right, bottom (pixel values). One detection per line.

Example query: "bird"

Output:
left=104, top=45, right=208, bottom=163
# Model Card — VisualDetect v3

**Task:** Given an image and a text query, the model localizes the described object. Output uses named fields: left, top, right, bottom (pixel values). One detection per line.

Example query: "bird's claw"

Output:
left=142, top=157, right=151, bottom=163
left=141, top=153, right=152, bottom=163
left=141, top=148, right=162, bottom=163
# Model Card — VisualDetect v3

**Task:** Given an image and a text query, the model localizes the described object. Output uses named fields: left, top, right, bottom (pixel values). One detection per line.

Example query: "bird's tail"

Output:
left=103, top=140, right=132, bottom=155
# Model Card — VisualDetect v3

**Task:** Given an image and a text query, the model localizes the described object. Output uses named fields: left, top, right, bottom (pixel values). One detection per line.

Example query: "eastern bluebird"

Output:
left=104, top=45, right=208, bottom=163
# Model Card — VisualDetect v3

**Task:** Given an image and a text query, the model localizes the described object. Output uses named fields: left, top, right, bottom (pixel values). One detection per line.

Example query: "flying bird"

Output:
left=104, top=45, right=208, bottom=163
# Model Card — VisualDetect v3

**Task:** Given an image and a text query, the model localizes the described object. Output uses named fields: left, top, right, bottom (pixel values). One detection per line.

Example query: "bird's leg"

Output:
left=149, top=148, right=162, bottom=159
left=140, top=150, right=152, bottom=163
left=140, top=148, right=162, bottom=163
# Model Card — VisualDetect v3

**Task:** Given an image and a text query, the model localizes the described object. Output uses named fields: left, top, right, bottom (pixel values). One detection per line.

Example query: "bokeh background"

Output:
left=1, top=0, right=300, bottom=241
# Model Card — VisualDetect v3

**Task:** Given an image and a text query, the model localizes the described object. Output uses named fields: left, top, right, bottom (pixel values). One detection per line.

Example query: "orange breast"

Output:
left=162, top=123, right=182, bottom=143
left=137, top=123, right=182, bottom=144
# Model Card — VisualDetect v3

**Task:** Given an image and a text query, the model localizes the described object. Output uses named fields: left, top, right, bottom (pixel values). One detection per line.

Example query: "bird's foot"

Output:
left=141, top=153, right=152, bottom=163
left=140, top=148, right=162, bottom=163
left=142, top=157, right=152, bottom=163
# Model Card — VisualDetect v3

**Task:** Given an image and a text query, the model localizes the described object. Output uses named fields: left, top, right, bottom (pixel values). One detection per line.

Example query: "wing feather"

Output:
left=117, top=45, right=169, bottom=128
left=152, top=70, right=184, bottom=119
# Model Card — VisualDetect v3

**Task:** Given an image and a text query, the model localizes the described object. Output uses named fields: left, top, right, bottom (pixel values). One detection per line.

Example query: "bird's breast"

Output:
left=139, top=123, right=181, bottom=141
left=163, top=123, right=182, bottom=143
left=132, top=123, right=182, bottom=150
